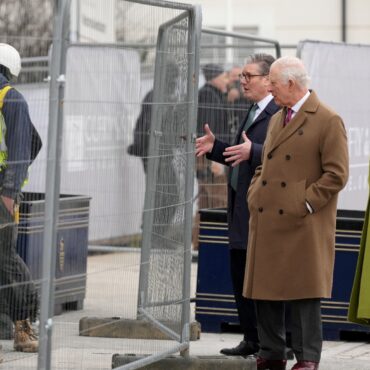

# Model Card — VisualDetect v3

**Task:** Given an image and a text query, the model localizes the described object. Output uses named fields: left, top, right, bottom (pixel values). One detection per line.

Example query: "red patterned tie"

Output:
left=284, top=108, right=293, bottom=126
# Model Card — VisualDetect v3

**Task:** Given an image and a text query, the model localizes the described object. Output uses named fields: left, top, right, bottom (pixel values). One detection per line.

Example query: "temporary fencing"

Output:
left=0, top=0, right=285, bottom=369
left=0, top=0, right=201, bottom=369
left=0, top=1, right=52, bottom=369
left=22, top=0, right=200, bottom=370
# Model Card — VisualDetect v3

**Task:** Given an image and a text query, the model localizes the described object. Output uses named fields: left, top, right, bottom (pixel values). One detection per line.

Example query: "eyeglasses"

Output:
left=239, top=73, right=267, bottom=82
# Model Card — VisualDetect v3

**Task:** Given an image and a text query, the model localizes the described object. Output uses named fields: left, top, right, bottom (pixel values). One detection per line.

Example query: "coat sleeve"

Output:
left=206, top=138, right=230, bottom=165
left=306, top=114, right=349, bottom=212
left=249, top=142, right=263, bottom=174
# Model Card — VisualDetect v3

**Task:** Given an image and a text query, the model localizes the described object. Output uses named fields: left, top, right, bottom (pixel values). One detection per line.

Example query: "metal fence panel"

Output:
left=0, top=1, right=53, bottom=369
left=38, top=1, right=200, bottom=370
left=138, top=10, right=195, bottom=341
left=1, top=1, right=284, bottom=369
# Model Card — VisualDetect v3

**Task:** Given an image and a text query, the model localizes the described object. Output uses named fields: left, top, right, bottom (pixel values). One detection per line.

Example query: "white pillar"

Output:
left=69, top=0, right=79, bottom=42
left=226, top=0, right=234, bottom=65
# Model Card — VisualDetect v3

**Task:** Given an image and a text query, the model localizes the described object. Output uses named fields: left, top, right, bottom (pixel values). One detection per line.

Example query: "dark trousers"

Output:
left=0, top=197, right=38, bottom=323
left=229, top=248, right=258, bottom=343
left=255, top=298, right=322, bottom=362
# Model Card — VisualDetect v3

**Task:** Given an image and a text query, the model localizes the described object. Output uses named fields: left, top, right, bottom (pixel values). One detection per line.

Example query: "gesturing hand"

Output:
left=195, top=124, right=215, bottom=157
left=223, top=131, right=252, bottom=167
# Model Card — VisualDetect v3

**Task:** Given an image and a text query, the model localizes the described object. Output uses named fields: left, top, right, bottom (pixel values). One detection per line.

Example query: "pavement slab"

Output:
left=0, top=252, right=369, bottom=369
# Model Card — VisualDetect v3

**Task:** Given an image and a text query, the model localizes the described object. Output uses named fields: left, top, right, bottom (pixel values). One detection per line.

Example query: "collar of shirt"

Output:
left=290, top=90, right=310, bottom=118
left=253, top=94, right=274, bottom=121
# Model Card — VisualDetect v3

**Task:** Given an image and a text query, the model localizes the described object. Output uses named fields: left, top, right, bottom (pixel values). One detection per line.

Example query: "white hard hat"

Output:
left=0, top=43, right=21, bottom=77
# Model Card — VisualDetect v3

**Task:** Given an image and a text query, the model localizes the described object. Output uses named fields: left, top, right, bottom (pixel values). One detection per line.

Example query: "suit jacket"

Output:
left=243, top=90, right=349, bottom=300
left=207, top=98, right=280, bottom=249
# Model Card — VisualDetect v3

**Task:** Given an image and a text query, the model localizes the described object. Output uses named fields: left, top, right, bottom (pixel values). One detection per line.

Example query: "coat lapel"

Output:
left=235, top=99, right=277, bottom=144
left=249, top=108, right=267, bottom=130
left=267, top=91, right=320, bottom=153
left=249, top=99, right=278, bottom=132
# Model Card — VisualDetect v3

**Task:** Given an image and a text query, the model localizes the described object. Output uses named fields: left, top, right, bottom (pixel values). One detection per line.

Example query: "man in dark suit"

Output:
left=196, top=53, right=279, bottom=357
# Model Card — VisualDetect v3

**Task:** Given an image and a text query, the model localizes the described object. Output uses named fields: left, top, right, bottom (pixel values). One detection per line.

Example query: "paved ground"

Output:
left=1, top=251, right=370, bottom=369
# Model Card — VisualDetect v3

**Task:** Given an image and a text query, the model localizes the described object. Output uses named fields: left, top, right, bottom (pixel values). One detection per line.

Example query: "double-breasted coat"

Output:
left=243, top=91, right=349, bottom=300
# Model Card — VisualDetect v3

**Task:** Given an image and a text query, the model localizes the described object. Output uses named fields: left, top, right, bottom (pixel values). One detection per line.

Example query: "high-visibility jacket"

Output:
left=0, top=84, right=40, bottom=189
left=0, top=85, right=12, bottom=169
left=0, top=74, right=42, bottom=199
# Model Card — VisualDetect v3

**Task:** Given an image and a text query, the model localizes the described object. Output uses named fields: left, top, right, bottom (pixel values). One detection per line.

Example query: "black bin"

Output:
left=17, top=192, right=91, bottom=315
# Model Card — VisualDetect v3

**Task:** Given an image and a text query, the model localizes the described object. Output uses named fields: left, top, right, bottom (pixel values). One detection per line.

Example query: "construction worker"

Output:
left=0, top=43, right=42, bottom=357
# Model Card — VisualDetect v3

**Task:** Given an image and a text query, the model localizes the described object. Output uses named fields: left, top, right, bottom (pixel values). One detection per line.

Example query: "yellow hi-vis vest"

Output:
left=0, top=85, right=28, bottom=187
left=0, top=85, right=12, bottom=167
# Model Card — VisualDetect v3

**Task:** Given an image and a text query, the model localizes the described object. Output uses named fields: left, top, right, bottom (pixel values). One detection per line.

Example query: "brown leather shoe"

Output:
left=13, top=319, right=38, bottom=353
left=257, top=356, right=287, bottom=370
left=291, top=361, right=319, bottom=370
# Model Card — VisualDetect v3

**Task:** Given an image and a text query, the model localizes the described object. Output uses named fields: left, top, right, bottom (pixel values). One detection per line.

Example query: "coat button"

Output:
left=258, top=207, right=263, bottom=213
left=298, top=129, right=303, bottom=135
left=267, top=153, right=273, bottom=159
left=262, top=180, right=267, bottom=186
left=285, top=154, right=291, bottom=160
left=279, top=209, right=284, bottom=215
left=281, top=182, right=286, bottom=187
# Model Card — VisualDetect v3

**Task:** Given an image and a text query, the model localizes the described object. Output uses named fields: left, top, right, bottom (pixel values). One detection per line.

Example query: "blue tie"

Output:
left=230, top=104, right=258, bottom=191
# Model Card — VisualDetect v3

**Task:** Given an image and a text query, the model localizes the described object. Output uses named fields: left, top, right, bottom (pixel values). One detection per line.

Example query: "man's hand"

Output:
left=195, top=124, right=215, bottom=157
left=1, top=195, right=14, bottom=215
left=223, top=131, right=252, bottom=167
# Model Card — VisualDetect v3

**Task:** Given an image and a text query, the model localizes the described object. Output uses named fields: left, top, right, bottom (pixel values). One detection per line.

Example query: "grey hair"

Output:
left=245, top=53, right=275, bottom=76
left=272, top=56, right=311, bottom=88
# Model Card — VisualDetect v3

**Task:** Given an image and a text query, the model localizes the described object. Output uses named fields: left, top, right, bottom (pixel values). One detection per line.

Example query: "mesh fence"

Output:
left=54, top=1, right=199, bottom=369
left=0, top=0, right=201, bottom=369
left=0, top=1, right=52, bottom=368
left=0, top=0, right=284, bottom=368
left=138, top=14, right=193, bottom=337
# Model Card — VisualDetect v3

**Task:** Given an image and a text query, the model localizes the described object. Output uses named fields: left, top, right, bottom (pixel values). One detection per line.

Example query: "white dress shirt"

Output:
left=253, top=94, right=274, bottom=121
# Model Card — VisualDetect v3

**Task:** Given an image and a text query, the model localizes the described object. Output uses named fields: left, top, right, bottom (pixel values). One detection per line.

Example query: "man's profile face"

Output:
left=268, top=66, right=290, bottom=107
left=240, top=63, right=268, bottom=103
